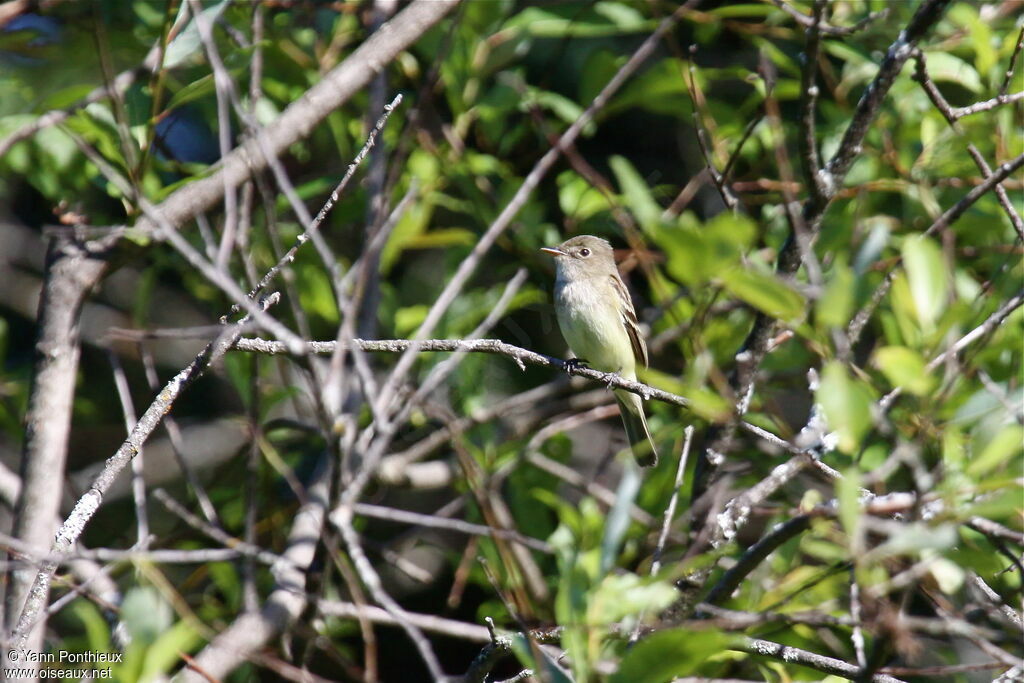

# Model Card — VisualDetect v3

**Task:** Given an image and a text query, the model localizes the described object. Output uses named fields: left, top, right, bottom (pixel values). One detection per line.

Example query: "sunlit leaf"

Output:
left=611, top=629, right=735, bottom=683
left=968, top=425, right=1024, bottom=477
left=873, top=346, right=935, bottom=396
left=720, top=267, right=806, bottom=322
left=902, top=235, right=948, bottom=333
left=817, top=362, right=874, bottom=454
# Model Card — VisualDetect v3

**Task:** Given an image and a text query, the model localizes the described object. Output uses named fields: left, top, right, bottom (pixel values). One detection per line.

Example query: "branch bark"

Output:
left=3, top=236, right=110, bottom=667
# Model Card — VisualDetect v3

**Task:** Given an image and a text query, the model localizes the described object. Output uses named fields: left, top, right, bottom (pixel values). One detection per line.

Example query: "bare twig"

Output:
left=798, top=0, right=827, bottom=204
left=652, top=426, right=695, bottom=575
left=913, top=53, right=1023, bottom=238
left=107, top=351, right=149, bottom=547
left=998, top=26, right=1024, bottom=97
left=346, top=503, right=552, bottom=554
left=235, top=336, right=691, bottom=408
left=701, top=514, right=812, bottom=607
left=768, top=0, right=890, bottom=36
left=318, top=600, right=490, bottom=643
left=949, top=91, right=1024, bottom=120
left=177, top=454, right=334, bottom=681
left=741, top=637, right=906, bottom=683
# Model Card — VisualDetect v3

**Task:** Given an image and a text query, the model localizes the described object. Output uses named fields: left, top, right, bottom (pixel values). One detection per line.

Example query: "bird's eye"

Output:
left=579, top=248, right=591, bottom=257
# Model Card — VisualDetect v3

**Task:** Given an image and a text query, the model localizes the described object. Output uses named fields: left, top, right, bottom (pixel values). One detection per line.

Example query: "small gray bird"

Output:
left=541, top=235, right=658, bottom=467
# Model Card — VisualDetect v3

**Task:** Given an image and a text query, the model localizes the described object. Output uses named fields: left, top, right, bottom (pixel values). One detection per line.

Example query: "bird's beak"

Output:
left=540, top=247, right=566, bottom=257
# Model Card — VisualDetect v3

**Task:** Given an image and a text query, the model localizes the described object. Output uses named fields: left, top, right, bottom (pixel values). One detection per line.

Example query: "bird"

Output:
left=541, top=235, right=658, bottom=467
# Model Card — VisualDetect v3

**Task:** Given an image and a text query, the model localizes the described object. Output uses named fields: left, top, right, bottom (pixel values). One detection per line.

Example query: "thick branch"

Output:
left=4, top=237, right=110, bottom=659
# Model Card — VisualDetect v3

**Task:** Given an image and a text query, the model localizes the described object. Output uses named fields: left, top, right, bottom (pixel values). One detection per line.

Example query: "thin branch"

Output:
left=920, top=151, right=1024, bottom=238
left=235, top=336, right=691, bottom=408
left=152, top=489, right=283, bottom=568
left=824, top=0, right=953, bottom=187
left=225, top=96, right=404, bottom=320
left=177, top=454, right=333, bottom=681
left=318, top=600, right=490, bottom=643
left=769, top=0, right=890, bottom=36
left=913, top=53, right=1023, bottom=238
left=332, top=506, right=447, bottom=681
left=652, top=425, right=695, bottom=575
left=798, top=0, right=827, bottom=204
left=741, top=637, right=906, bottom=683
left=107, top=351, right=149, bottom=547
left=998, top=26, right=1024, bottom=97
left=702, top=514, right=813, bottom=607
left=949, top=91, right=1024, bottom=120
left=346, top=503, right=552, bottom=554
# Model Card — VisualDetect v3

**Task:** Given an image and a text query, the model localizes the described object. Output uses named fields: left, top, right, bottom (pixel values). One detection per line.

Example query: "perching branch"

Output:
left=236, top=336, right=691, bottom=408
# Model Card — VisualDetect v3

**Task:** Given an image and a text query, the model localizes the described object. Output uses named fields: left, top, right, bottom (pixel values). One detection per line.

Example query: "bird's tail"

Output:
left=614, top=390, right=658, bottom=467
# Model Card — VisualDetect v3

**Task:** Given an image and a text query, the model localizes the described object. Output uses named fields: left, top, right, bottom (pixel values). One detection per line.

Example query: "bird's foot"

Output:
left=564, top=358, right=589, bottom=374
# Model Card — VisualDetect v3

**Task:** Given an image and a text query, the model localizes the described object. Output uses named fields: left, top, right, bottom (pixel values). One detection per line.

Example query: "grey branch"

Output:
left=742, top=637, right=906, bottom=683
left=235, top=336, right=692, bottom=409
left=174, top=455, right=334, bottom=681
left=5, top=237, right=110, bottom=658
left=319, top=600, right=490, bottom=643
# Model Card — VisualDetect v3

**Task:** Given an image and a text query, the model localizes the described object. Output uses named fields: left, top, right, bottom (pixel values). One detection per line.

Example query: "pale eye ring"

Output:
left=579, top=248, right=591, bottom=257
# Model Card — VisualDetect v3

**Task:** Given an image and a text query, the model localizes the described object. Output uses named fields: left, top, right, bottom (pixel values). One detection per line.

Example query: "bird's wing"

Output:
left=610, top=273, right=648, bottom=368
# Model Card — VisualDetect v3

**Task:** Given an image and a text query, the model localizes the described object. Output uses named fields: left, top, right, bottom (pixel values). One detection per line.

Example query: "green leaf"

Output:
left=404, top=227, right=476, bottom=249
left=558, top=170, right=613, bottom=220
left=901, top=235, right=948, bottom=333
left=817, top=362, right=874, bottom=454
left=816, top=258, right=855, bottom=328
left=968, top=425, right=1024, bottom=477
left=836, top=467, right=863, bottom=548
left=609, top=155, right=661, bottom=230
left=866, top=523, right=957, bottom=560
left=591, top=573, right=678, bottom=625
left=395, top=305, right=429, bottom=337
left=600, top=460, right=641, bottom=576
left=720, top=267, right=806, bottom=322
left=504, top=5, right=656, bottom=38
left=611, top=629, right=735, bottom=683
left=873, top=346, right=935, bottom=396
left=139, top=619, right=202, bottom=679
left=120, top=587, right=172, bottom=647
left=164, top=1, right=230, bottom=68
left=922, top=52, right=983, bottom=93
